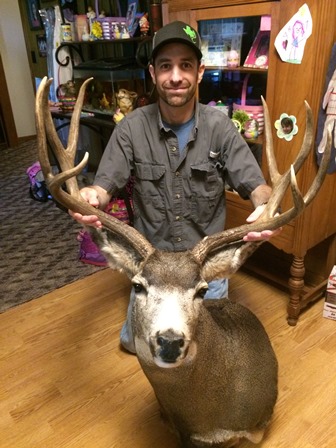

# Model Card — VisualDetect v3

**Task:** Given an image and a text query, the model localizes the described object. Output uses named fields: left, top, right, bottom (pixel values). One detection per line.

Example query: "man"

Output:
left=71, top=21, right=279, bottom=352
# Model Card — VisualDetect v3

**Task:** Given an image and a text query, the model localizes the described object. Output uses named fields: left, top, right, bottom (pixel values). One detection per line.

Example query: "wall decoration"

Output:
left=274, top=113, right=298, bottom=141
left=26, top=0, right=43, bottom=30
left=126, top=1, right=137, bottom=26
left=316, top=43, right=336, bottom=173
left=59, top=0, right=77, bottom=22
left=36, top=34, right=47, bottom=57
left=274, top=3, right=312, bottom=64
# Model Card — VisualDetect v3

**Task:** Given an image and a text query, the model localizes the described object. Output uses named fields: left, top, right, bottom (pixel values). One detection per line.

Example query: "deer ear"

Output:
left=91, top=229, right=145, bottom=278
left=200, top=242, right=262, bottom=282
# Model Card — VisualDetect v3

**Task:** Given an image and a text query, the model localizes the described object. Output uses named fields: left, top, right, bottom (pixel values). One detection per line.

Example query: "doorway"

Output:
left=0, top=53, right=18, bottom=149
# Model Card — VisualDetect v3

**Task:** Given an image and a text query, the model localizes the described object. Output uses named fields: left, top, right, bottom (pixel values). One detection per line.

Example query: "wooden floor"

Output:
left=0, top=268, right=335, bottom=448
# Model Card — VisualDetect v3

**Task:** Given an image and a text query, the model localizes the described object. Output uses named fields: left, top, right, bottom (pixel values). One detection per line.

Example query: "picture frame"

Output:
left=36, top=34, right=47, bottom=57
left=126, top=0, right=138, bottom=35
left=26, top=0, right=43, bottom=30
left=243, top=30, right=270, bottom=69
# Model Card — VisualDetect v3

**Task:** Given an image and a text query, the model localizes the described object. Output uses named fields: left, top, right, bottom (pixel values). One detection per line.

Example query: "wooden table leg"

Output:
left=287, top=255, right=305, bottom=326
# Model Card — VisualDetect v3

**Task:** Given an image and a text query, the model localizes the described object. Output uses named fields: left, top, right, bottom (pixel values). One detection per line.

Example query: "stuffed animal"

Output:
left=115, top=89, right=138, bottom=115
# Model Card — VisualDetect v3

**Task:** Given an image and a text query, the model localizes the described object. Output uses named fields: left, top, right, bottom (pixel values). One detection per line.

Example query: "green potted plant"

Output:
left=232, top=109, right=250, bottom=133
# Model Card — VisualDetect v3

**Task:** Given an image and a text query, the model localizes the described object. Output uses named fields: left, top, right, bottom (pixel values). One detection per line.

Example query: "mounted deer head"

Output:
left=36, top=77, right=331, bottom=447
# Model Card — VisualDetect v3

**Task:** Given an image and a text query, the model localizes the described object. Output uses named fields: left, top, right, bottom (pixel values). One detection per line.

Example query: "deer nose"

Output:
left=156, top=332, right=185, bottom=363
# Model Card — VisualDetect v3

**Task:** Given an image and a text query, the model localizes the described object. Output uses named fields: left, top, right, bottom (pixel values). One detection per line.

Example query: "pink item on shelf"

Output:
left=233, top=74, right=264, bottom=134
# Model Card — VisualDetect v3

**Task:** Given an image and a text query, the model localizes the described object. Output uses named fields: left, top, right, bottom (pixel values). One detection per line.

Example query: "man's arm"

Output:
left=249, top=184, right=272, bottom=208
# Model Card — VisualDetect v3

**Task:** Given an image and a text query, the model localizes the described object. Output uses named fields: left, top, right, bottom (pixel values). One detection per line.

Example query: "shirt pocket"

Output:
left=133, top=162, right=166, bottom=222
left=190, top=162, right=224, bottom=225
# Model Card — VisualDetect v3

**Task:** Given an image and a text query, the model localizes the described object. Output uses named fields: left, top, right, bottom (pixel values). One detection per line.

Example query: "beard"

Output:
left=157, top=82, right=197, bottom=108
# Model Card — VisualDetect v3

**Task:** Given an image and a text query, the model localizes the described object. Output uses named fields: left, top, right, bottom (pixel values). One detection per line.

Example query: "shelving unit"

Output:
left=54, top=36, right=153, bottom=120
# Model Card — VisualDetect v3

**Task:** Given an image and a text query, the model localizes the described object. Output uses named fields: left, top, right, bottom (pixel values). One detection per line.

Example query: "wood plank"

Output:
left=0, top=268, right=335, bottom=447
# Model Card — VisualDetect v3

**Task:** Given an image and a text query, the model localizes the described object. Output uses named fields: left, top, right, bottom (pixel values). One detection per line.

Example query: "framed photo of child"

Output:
left=26, top=0, right=43, bottom=30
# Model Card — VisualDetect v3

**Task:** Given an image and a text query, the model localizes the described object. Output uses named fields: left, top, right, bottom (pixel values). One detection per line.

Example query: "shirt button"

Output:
left=177, top=237, right=182, bottom=242
left=175, top=193, right=180, bottom=199
left=175, top=216, right=180, bottom=220
left=171, top=146, right=177, bottom=152
left=175, top=171, right=180, bottom=176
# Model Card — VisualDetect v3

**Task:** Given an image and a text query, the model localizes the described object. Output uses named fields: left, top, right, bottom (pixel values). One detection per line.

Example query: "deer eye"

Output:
left=133, top=283, right=144, bottom=293
left=197, top=288, right=208, bottom=299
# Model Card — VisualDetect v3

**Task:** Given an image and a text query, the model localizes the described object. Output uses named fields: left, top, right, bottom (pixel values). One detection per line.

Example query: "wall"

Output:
left=0, top=0, right=36, bottom=138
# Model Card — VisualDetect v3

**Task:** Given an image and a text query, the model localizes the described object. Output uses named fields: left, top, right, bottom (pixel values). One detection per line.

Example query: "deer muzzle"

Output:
left=150, top=330, right=191, bottom=367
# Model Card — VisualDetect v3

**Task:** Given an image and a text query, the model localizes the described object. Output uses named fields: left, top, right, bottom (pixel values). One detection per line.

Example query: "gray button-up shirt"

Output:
left=94, top=102, right=266, bottom=252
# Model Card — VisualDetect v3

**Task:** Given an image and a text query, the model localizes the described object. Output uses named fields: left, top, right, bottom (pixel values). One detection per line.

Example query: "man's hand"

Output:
left=69, top=210, right=103, bottom=228
left=243, top=204, right=282, bottom=242
left=68, top=186, right=106, bottom=229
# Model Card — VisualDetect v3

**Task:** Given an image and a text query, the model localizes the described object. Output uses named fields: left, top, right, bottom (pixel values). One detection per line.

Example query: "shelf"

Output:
left=51, top=108, right=115, bottom=129
left=59, top=36, right=152, bottom=47
left=56, top=37, right=152, bottom=69
left=74, top=62, right=146, bottom=82
left=204, top=66, right=267, bottom=74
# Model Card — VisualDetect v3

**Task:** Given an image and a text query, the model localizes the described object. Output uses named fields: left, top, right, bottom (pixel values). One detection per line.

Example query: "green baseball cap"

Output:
left=151, top=21, right=202, bottom=60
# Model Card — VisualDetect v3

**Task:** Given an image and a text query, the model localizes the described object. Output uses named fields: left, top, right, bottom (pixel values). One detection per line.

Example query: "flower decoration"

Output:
left=91, top=21, right=103, bottom=39
left=275, top=113, right=298, bottom=141
left=232, top=109, right=250, bottom=132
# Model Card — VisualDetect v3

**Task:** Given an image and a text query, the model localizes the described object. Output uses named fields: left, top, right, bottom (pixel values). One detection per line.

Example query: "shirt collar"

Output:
left=157, top=102, right=200, bottom=137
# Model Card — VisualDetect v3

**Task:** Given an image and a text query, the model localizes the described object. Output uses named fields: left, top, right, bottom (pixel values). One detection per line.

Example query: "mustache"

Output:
left=163, top=82, right=190, bottom=89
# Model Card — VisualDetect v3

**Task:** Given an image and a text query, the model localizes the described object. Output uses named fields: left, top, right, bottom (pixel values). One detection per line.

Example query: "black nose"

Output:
left=157, top=334, right=185, bottom=363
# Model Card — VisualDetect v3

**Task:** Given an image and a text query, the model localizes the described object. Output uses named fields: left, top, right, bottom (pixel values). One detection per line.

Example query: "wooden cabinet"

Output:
left=163, top=0, right=336, bottom=324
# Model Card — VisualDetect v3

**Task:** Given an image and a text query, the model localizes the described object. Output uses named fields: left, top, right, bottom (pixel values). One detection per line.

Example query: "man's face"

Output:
left=149, top=43, right=204, bottom=108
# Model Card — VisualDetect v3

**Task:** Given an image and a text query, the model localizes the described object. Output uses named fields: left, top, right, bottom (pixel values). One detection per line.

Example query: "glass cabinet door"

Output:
left=198, top=15, right=270, bottom=156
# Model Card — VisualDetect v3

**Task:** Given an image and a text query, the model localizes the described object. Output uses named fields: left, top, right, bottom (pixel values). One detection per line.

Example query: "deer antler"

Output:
left=192, top=97, right=332, bottom=263
left=35, top=77, right=154, bottom=260
left=36, top=77, right=331, bottom=270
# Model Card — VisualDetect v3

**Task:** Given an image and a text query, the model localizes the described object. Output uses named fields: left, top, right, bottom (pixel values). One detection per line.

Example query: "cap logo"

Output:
left=183, top=25, right=197, bottom=44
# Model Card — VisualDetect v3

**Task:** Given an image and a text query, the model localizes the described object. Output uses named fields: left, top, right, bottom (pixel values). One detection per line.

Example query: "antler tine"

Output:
left=42, top=76, right=93, bottom=197
left=192, top=101, right=332, bottom=263
left=261, top=96, right=280, bottom=186
left=36, top=77, right=154, bottom=259
left=67, top=77, right=92, bottom=159
left=261, top=98, right=314, bottom=219
left=36, top=77, right=52, bottom=181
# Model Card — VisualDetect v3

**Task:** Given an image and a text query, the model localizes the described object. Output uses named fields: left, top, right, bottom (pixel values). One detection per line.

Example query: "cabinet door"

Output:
left=198, top=16, right=269, bottom=149
left=192, top=3, right=280, bottom=230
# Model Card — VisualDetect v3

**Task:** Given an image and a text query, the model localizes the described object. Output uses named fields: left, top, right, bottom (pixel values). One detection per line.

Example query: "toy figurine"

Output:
left=87, top=6, right=96, bottom=20
left=227, top=50, right=239, bottom=68
left=56, top=80, right=77, bottom=112
left=115, top=89, right=138, bottom=115
left=113, top=109, right=125, bottom=124
left=99, top=93, right=110, bottom=109
left=244, top=118, right=259, bottom=139
left=140, top=13, right=150, bottom=36
left=87, top=5, right=97, bottom=35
